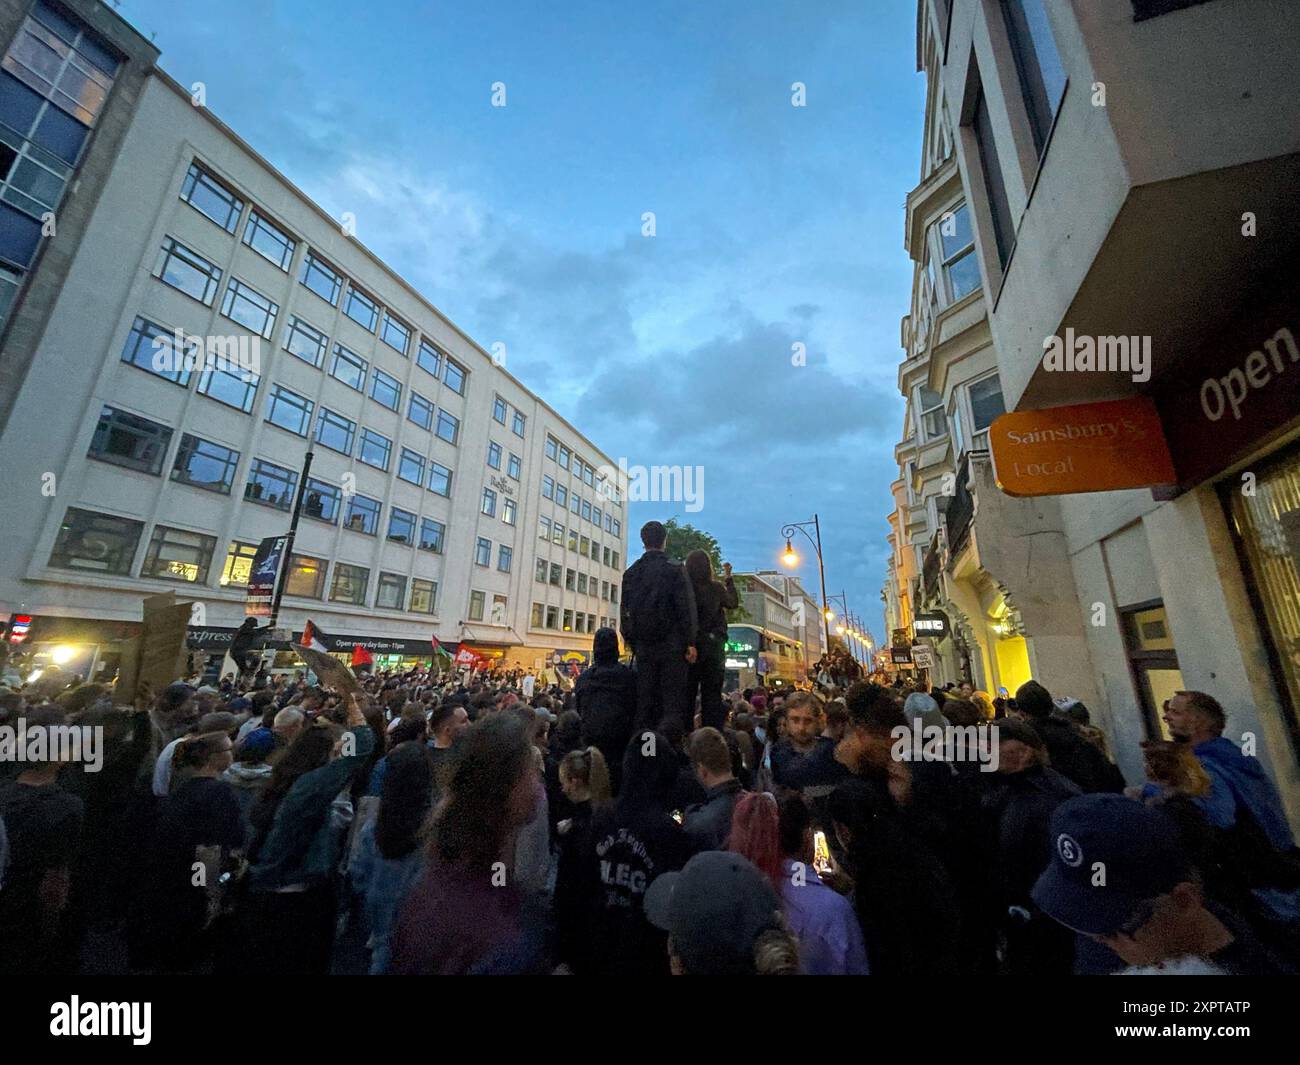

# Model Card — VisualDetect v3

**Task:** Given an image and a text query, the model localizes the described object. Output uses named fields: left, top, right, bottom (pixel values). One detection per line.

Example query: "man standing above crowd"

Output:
left=620, top=521, right=698, bottom=732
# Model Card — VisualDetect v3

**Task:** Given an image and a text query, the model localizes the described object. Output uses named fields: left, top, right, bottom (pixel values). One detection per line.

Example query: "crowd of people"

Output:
left=0, top=519, right=1297, bottom=976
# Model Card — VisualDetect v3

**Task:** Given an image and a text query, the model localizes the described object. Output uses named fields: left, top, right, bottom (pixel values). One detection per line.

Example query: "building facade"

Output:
left=884, top=0, right=1300, bottom=831
left=0, top=1, right=627, bottom=679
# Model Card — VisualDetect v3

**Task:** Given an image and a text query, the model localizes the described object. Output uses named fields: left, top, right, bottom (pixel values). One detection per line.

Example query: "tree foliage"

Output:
left=661, top=519, right=751, bottom=622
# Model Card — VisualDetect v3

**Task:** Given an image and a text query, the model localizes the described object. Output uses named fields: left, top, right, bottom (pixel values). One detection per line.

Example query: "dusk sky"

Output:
left=122, top=0, right=924, bottom=643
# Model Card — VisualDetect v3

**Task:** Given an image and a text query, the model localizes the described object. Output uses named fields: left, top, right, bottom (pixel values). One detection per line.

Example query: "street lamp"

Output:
left=780, top=515, right=831, bottom=661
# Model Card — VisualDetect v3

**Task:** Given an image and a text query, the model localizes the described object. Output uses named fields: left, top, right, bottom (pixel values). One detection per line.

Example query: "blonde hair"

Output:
left=559, top=746, right=611, bottom=802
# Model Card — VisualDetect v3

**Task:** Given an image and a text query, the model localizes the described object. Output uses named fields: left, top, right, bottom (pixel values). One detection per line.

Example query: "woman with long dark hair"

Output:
left=684, top=551, right=738, bottom=731
left=390, top=714, right=548, bottom=974
left=350, top=742, right=433, bottom=973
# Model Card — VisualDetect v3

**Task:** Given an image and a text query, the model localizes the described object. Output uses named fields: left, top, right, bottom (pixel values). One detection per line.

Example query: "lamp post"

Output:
left=825, top=591, right=857, bottom=665
left=780, top=515, right=831, bottom=664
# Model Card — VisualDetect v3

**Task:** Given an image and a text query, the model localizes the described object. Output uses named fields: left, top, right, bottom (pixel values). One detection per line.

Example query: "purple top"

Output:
left=781, top=859, right=870, bottom=975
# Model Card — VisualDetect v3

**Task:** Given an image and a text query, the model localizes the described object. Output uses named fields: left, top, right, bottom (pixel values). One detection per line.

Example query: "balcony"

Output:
left=922, top=531, right=942, bottom=603
left=944, top=452, right=977, bottom=561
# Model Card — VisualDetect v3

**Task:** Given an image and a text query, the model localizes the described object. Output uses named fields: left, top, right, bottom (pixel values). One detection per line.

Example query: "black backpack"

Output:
left=624, top=560, right=678, bottom=645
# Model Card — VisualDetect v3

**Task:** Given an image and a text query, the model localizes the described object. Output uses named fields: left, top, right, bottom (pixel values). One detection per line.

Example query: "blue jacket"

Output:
left=1193, top=737, right=1295, bottom=851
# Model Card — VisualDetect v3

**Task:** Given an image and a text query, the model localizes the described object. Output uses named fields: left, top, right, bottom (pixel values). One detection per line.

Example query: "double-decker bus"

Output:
left=723, top=623, right=806, bottom=692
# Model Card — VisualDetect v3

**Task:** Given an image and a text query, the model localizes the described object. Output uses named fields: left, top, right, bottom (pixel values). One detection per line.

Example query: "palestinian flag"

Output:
left=431, top=635, right=452, bottom=658
left=301, top=620, right=331, bottom=652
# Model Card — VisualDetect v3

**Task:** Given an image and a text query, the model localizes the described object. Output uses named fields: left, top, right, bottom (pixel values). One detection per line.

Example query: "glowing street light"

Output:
left=782, top=539, right=799, bottom=568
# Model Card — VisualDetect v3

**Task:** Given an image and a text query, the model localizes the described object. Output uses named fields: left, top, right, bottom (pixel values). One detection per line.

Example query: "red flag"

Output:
left=351, top=644, right=373, bottom=667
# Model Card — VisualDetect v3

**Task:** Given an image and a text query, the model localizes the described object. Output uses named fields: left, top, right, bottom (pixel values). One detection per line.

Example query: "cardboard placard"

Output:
left=292, top=644, right=363, bottom=696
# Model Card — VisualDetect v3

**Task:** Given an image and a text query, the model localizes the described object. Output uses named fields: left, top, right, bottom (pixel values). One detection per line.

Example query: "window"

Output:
left=358, top=427, right=392, bottom=470
left=545, top=437, right=558, bottom=461
left=1003, top=0, right=1067, bottom=154
left=580, top=534, right=590, bottom=556
left=542, top=475, right=554, bottom=500
left=376, top=572, right=407, bottom=610
left=381, top=313, right=410, bottom=355
left=565, top=568, right=576, bottom=592
left=4, top=5, right=119, bottom=128
left=487, top=442, right=502, bottom=469
left=245, top=458, right=297, bottom=510
left=302, top=478, right=342, bottom=523
left=531, top=602, right=544, bottom=628
left=498, top=545, right=512, bottom=573
left=416, top=339, right=441, bottom=379
left=397, top=447, right=425, bottom=485
left=171, top=434, right=238, bottom=493
left=300, top=250, right=343, bottom=305
left=919, top=387, right=946, bottom=441
left=536, top=558, right=548, bottom=584
left=428, top=462, right=452, bottom=497
left=602, top=546, right=611, bottom=567
left=570, top=493, right=580, bottom=515
left=220, top=278, right=278, bottom=339
left=491, top=594, right=507, bottom=625
left=475, top=537, right=491, bottom=566
left=581, top=499, right=592, bottom=522
left=370, top=368, right=401, bottom=410
left=493, top=396, right=507, bottom=424
left=468, top=590, right=486, bottom=621
left=546, top=606, right=559, bottom=629
left=419, top=517, right=445, bottom=553
left=387, top=507, right=416, bottom=545
left=444, top=358, right=466, bottom=395
left=88, top=406, right=171, bottom=474
left=410, top=578, right=437, bottom=614
left=265, top=383, right=313, bottom=436
left=507, top=453, right=521, bottom=480
left=285, top=553, right=326, bottom=598
left=197, top=362, right=260, bottom=413
left=972, top=87, right=1014, bottom=270
left=434, top=409, right=459, bottom=445
left=219, top=541, right=259, bottom=587
left=48, top=507, right=141, bottom=575
left=330, top=343, right=367, bottom=391
left=593, top=506, right=602, bottom=528
left=408, top=391, right=434, bottom=431
left=512, top=411, right=525, bottom=437
left=314, top=408, right=356, bottom=455
left=568, top=529, right=579, bottom=553
left=343, top=285, right=379, bottom=331
left=601, top=580, right=609, bottom=600
left=611, top=551, right=620, bottom=569
left=481, top=487, right=497, bottom=517
left=120, top=317, right=191, bottom=386
left=141, top=525, right=216, bottom=584
left=553, top=522, right=565, bottom=546
left=549, top=563, right=561, bottom=586
left=330, top=562, right=370, bottom=605
left=539, top=517, right=551, bottom=541
left=555, top=484, right=568, bottom=508
left=563, top=609, right=574, bottom=633
left=590, top=539, right=600, bottom=562
left=578, top=573, right=588, bottom=595
left=558, top=445, right=570, bottom=470
left=610, top=584, right=619, bottom=604
left=242, top=209, right=295, bottom=270
left=613, top=519, right=621, bottom=538
left=583, top=462, right=594, bottom=487
left=180, top=164, right=242, bottom=232
left=283, top=316, right=328, bottom=367
left=154, top=237, right=221, bottom=304
left=936, top=202, right=980, bottom=302
left=503, top=499, right=517, bottom=526
left=969, top=374, right=1006, bottom=443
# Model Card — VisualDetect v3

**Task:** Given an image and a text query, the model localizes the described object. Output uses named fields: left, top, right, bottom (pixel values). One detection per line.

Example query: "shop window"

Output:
left=1121, top=601, right=1183, bottom=740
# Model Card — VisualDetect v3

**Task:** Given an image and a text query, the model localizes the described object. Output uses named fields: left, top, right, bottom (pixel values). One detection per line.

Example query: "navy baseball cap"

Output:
left=644, top=851, right=783, bottom=975
left=1031, top=794, right=1191, bottom=936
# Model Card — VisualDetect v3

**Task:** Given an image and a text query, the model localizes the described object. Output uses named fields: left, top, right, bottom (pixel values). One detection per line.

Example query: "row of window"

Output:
left=541, top=474, right=621, bottom=537
left=178, top=161, right=470, bottom=398
left=485, top=440, right=523, bottom=480
left=532, top=558, right=620, bottom=603
left=536, top=516, right=620, bottom=571
left=529, top=603, right=615, bottom=635
left=490, top=393, right=527, bottom=437
left=543, top=433, right=620, bottom=508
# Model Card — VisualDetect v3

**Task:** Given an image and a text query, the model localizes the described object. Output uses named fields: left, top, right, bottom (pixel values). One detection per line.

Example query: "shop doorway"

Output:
left=1121, top=601, right=1182, bottom=740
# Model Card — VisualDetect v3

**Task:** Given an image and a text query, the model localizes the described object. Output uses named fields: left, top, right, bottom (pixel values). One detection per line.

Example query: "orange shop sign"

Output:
left=989, top=396, right=1176, bottom=497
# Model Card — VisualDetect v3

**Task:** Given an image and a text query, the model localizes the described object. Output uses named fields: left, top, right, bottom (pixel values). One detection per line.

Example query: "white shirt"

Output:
left=152, top=737, right=183, bottom=797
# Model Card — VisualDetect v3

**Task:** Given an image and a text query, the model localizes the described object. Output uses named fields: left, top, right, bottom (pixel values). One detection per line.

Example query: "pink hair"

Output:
left=728, top=791, right=783, bottom=887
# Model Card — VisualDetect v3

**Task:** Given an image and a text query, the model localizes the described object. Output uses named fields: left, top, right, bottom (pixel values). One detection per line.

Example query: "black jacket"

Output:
left=620, top=550, right=698, bottom=653
left=682, top=778, right=743, bottom=853
left=1031, top=716, right=1126, bottom=794
left=693, top=575, right=739, bottom=640
left=575, top=629, right=636, bottom=751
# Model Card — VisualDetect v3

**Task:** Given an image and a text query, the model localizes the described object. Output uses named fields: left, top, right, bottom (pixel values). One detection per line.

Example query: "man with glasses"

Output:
left=1032, top=794, right=1293, bottom=974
